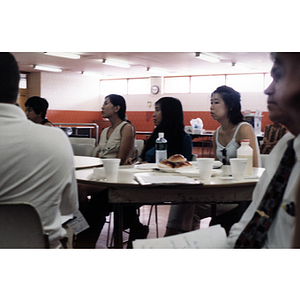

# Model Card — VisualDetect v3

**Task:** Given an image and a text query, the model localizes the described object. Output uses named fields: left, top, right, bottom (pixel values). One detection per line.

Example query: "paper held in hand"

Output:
left=133, top=225, right=227, bottom=249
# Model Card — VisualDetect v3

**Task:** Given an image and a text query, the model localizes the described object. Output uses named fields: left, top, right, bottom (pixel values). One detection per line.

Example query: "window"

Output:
left=191, top=75, right=226, bottom=93
left=128, top=78, right=150, bottom=94
left=264, top=73, right=273, bottom=90
left=164, top=77, right=190, bottom=93
left=100, top=73, right=268, bottom=95
left=19, top=73, right=27, bottom=89
left=100, top=79, right=127, bottom=95
left=226, top=74, right=264, bottom=92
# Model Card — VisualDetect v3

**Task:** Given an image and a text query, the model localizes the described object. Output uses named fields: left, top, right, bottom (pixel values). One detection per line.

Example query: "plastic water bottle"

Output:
left=155, top=132, right=167, bottom=163
left=237, top=139, right=253, bottom=175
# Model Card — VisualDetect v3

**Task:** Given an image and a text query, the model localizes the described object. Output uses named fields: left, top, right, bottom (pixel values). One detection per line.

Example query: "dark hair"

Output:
left=212, top=85, right=244, bottom=124
left=105, top=94, right=126, bottom=121
left=141, top=97, right=185, bottom=159
left=25, top=96, right=49, bottom=119
left=0, top=53, right=20, bottom=103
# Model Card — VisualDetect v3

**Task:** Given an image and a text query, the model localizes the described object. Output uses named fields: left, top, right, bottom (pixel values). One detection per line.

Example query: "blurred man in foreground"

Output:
left=0, top=53, right=78, bottom=248
left=227, top=53, right=300, bottom=248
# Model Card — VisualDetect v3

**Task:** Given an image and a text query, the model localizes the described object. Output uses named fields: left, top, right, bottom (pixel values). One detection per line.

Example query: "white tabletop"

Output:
left=75, top=163, right=264, bottom=187
left=74, top=155, right=102, bottom=170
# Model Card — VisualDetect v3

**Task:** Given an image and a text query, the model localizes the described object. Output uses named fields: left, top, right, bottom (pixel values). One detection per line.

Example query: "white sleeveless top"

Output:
left=215, top=122, right=251, bottom=164
left=96, top=121, right=134, bottom=159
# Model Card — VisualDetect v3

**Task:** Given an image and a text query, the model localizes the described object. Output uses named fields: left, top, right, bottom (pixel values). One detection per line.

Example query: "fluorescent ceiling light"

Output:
left=102, top=59, right=130, bottom=68
left=34, top=65, right=62, bottom=72
left=82, top=71, right=103, bottom=77
left=231, top=62, right=252, bottom=70
left=147, top=67, right=168, bottom=75
left=195, top=52, right=220, bottom=63
left=44, top=52, right=80, bottom=59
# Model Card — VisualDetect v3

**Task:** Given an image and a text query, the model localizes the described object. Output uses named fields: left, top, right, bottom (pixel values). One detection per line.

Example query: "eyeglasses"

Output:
left=221, top=148, right=227, bottom=165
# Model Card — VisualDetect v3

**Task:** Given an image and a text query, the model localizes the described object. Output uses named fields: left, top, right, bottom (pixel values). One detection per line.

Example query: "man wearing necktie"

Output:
left=227, top=53, right=300, bottom=248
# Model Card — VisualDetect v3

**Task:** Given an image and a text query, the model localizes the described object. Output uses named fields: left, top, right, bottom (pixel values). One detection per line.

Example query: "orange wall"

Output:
left=47, top=110, right=102, bottom=123
left=47, top=109, right=272, bottom=135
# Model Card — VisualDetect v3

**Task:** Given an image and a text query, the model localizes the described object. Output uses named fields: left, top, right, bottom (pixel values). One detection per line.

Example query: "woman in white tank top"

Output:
left=211, top=86, right=260, bottom=167
left=165, top=86, right=260, bottom=237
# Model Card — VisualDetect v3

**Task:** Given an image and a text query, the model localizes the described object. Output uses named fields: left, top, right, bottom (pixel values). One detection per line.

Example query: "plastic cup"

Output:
left=102, top=158, right=121, bottom=181
left=229, top=158, right=248, bottom=181
left=197, top=158, right=215, bottom=180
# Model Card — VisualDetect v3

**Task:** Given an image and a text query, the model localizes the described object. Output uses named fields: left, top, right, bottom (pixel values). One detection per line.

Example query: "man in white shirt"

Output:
left=227, top=53, right=300, bottom=248
left=0, top=52, right=79, bottom=248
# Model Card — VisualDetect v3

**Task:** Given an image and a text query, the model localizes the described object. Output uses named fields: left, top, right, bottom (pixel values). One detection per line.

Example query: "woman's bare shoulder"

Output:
left=237, top=122, right=255, bottom=139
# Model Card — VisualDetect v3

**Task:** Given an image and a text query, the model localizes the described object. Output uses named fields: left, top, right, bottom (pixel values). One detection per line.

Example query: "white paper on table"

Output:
left=118, top=166, right=155, bottom=173
left=85, top=167, right=105, bottom=181
left=133, top=225, right=227, bottom=249
left=134, top=174, right=200, bottom=185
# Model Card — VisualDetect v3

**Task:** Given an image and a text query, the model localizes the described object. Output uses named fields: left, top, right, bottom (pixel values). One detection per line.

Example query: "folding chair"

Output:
left=0, top=203, right=49, bottom=248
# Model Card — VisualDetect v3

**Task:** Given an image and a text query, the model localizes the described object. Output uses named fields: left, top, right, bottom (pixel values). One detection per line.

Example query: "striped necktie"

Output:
left=234, top=138, right=295, bottom=248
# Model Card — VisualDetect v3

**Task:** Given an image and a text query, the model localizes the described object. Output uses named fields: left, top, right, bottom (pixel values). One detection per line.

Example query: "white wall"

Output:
left=39, top=72, right=101, bottom=111
left=33, top=72, right=269, bottom=112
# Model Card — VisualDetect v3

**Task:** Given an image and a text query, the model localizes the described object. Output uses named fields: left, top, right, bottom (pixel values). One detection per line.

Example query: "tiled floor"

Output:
left=96, top=205, right=211, bottom=249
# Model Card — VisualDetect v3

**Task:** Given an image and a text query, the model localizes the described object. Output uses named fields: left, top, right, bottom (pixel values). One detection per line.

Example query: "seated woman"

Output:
left=139, top=97, right=192, bottom=163
left=25, top=96, right=53, bottom=127
left=75, top=94, right=146, bottom=248
left=128, top=97, right=193, bottom=237
left=165, top=85, right=260, bottom=236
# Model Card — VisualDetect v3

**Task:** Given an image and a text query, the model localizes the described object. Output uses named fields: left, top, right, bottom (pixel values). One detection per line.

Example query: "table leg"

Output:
left=211, top=204, right=217, bottom=217
left=113, top=203, right=123, bottom=249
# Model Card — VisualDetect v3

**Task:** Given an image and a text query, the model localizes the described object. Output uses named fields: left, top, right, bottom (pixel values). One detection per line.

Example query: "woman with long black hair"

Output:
left=140, top=96, right=192, bottom=162
left=165, top=86, right=261, bottom=237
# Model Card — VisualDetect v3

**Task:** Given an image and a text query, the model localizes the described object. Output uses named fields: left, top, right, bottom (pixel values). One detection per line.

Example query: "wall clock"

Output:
left=151, top=85, right=159, bottom=95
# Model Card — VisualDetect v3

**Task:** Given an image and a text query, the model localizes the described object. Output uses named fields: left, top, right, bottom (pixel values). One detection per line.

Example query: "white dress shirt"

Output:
left=227, top=131, right=300, bottom=248
left=0, top=103, right=78, bottom=248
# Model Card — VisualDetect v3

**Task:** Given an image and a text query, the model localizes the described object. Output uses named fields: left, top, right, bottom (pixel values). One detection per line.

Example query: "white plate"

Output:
left=135, top=163, right=158, bottom=170
left=157, top=167, right=177, bottom=173
left=213, top=161, right=223, bottom=169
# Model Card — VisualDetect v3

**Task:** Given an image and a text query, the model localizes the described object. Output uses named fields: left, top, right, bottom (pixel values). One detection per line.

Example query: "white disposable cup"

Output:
left=229, top=158, right=248, bottom=181
left=102, top=158, right=121, bottom=181
left=197, top=158, right=215, bottom=180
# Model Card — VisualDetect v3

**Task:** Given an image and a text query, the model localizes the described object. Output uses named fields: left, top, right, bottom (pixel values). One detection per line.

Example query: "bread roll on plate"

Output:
left=174, top=161, right=193, bottom=169
left=157, top=159, right=174, bottom=169
left=168, top=154, right=187, bottom=163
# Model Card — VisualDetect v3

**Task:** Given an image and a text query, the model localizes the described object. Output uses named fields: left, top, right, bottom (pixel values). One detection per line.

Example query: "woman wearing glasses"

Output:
left=165, top=85, right=260, bottom=236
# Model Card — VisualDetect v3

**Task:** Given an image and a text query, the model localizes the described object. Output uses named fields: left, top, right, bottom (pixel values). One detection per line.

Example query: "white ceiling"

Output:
left=11, top=52, right=273, bottom=79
